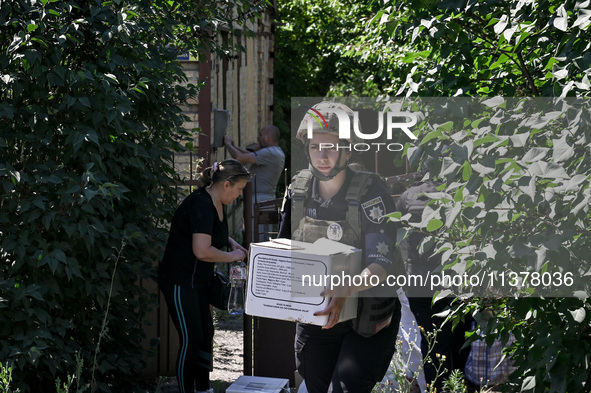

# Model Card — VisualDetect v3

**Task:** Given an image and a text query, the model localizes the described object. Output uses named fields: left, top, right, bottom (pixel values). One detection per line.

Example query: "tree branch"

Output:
left=517, top=51, right=540, bottom=96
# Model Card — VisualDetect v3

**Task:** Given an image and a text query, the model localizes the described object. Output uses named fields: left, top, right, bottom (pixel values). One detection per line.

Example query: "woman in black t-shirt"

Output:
left=159, top=159, right=249, bottom=393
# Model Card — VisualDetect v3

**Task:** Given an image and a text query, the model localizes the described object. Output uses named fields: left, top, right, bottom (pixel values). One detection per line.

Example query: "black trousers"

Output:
left=160, top=283, right=214, bottom=393
left=295, top=318, right=398, bottom=393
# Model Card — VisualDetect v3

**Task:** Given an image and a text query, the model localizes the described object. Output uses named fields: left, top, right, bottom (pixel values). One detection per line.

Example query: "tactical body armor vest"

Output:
left=290, top=169, right=399, bottom=337
left=291, top=169, right=377, bottom=247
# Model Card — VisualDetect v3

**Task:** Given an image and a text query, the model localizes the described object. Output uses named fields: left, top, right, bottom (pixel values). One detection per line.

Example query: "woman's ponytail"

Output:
left=198, top=159, right=250, bottom=187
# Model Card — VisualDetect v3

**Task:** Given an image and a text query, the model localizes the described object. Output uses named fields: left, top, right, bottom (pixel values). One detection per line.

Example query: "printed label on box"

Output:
left=250, top=253, right=324, bottom=304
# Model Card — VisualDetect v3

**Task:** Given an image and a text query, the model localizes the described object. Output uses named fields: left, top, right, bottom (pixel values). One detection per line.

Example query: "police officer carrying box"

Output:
left=278, top=101, right=405, bottom=393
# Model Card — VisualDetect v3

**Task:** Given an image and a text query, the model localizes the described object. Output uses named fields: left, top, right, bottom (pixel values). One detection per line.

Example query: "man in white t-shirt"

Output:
left=224, top=125, right=285, bottom=239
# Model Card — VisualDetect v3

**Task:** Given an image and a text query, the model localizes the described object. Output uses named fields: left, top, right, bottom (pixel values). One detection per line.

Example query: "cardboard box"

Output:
left=226, top=375, right=289, bottom=393
left=245, top=238, right=361, bottom=326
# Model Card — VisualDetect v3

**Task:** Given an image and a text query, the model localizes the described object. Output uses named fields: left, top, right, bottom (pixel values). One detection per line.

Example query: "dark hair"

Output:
left=198, top=158, right=250, bottom=187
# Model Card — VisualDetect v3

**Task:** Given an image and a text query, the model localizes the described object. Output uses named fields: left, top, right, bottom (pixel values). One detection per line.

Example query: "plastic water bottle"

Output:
left=228, top=262, right=246, bottom=315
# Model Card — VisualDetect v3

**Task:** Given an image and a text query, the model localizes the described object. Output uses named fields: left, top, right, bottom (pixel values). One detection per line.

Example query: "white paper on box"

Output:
left=226, top=375, right=289, bottom=393
left=245, top=238, right=361, bottom=326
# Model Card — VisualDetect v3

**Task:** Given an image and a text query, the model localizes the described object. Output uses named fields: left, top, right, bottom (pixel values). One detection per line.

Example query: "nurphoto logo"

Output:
left=303, top=102, right=418, bottom=152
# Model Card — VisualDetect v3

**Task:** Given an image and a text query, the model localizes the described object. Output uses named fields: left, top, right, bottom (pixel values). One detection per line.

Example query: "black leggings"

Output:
left=160, top=283, right=214, bottom=393
left=295, top=318, right=398, bottom=393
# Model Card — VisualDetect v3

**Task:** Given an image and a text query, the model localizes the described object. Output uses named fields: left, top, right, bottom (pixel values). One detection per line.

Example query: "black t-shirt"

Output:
left=159, top=187, right=228, bottom=288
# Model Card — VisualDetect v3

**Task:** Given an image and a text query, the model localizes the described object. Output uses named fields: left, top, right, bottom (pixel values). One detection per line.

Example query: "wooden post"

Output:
left=198, top=53, right=211, bottom=168
left=243, top=181, right=253, bottom=376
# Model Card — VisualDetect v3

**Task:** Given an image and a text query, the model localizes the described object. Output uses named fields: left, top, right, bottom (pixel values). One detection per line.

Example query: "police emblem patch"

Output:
left=362, top=196, right=386, bottom=224
left=376, top=242, right=390, bottom=255
left=327, top=222, right=343, bottom=241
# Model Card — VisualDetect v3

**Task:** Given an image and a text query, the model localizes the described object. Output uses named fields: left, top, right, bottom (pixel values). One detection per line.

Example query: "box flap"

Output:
left=251, top=238, right=359, bottom=256
left=251, top=238, right=307, bottom=250
left=308, top=237, right=360, bottom=256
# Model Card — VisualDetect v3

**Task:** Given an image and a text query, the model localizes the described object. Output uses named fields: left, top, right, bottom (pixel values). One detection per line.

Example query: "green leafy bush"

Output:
left=0, top=0, right=265, bottom=391
left=347, top=0, right=591, bottom=98
left=339, top=1, right=591, bottom=391
left=0, top=1, right=192, bottom=391
left=397, top=98, right=591, bottom=392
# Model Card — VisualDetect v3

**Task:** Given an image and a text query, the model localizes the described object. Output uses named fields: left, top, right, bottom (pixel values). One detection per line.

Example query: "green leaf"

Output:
left=79, top=97, right=91, bottom=108
left=387, top=211, right=402, bottom=220
left=508, top=240, right=532, bottom=258
left=426, top=218, right=443, bottom=232
left=518, top=176, right=536, bottom=200
left=553, top=5, right=569, bottom=31
left=27, top=24, right=39, bottom=32
left=482, top=97, right=505, bottom=107
left=573, top=9, right=591, bottom=29
left=510, top=132, right=529, bottom=147
left=435, top=121, right=454, bottom=133
left=440, top=157, right=460, bottom=177
left=397, top=227, right=412, bottom=244
left=571, top=194, right=590, bottom=217
left=569, top=307, right=586, bottom=323
left=515, top=30, right=531, bottom=48
left=484, top=192, right=503, bottom=210
left=453, top=186, right=465, bottom=203
left=521, top=375, right=536, bottom=391
left=0, top=102, right=15, bottom=119
left=522, top=147, right=549, bottom=163
left=472, top=162, right=495, bottom=176
left=490, top=53, right=510, bottom=70
left=473, top=135, right=499, bottom=148
left=33, top=196, right=46, bottom=210
left=552, top=138, right=574, bottom=162
left=483, top=211, right=498, bottom=230
left=445, top=203, right=461, bottom=228
left=461, top=161, right=472, bottom=181
left=528, top=162, right=569, bottom=179
left=552, top=68, right=568, bottom=80
left=419, top=129, right=443, bottom=145
left=53, top=249, right=66, bottom=264
left=493, top=15, right=508, bottom=34
left=402, top=50, right=430, bottom=63
left=433, top=289, right=452, bottom=305
left=10, top=170, right=21, bottom=184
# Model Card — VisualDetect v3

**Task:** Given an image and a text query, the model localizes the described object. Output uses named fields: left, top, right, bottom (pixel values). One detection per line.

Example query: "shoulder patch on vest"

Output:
left=362, top=196, right=386, bottom=224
